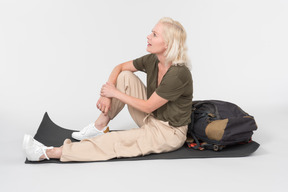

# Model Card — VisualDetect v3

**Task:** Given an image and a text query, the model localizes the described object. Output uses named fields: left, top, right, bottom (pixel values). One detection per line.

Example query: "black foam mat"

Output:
left=25, top=113, right=260, bottom=163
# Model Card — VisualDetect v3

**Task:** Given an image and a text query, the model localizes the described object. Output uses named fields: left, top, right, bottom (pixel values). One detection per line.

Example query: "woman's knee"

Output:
left=116, top=71, right=143, bottom=91
left=117, top=71, right=134, bottom=82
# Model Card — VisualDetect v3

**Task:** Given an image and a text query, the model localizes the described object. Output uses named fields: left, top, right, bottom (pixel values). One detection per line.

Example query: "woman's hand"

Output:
left=100, top=82, right=118, bottom=98
left=97, top=82, right=118, bottom=115
left=96, top=96, right=111, bottom=116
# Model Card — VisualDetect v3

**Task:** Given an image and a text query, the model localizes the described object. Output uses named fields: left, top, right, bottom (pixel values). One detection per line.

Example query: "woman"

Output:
left=23, top=17, right=193, bottom=162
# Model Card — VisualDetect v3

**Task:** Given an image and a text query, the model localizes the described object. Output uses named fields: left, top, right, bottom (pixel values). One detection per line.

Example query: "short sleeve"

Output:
left=133, top=54, right=157, bottom=72
left=156, top=67, right=190, bottom=101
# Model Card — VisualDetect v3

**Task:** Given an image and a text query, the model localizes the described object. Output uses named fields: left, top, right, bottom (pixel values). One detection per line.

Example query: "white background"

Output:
left=0, top=0, right=287, bottom=192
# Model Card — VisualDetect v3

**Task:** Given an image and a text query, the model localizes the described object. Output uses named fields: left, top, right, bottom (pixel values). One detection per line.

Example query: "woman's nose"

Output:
left=147, top=33, right=151, bottom=40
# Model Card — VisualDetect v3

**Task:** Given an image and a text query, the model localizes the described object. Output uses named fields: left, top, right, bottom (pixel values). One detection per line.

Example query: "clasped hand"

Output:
left=96, top=82, right=118, bottom=115
left=100, top=82, right=118, bottom=98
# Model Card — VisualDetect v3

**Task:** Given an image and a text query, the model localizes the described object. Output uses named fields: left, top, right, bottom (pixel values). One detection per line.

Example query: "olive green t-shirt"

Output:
left=133, top=54, right=193, bottom=127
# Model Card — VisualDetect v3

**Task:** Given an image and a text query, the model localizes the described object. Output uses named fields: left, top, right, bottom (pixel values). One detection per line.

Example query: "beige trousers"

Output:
left=60, top=71, right=188, bottom=162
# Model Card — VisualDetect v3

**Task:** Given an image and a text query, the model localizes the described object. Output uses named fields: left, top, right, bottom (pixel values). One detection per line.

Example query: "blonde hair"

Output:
left=159, top=17, right=190, bottom=69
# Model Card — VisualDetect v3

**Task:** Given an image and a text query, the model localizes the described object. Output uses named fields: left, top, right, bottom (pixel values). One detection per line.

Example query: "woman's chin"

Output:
left=146, top=47, right=157, bottom=54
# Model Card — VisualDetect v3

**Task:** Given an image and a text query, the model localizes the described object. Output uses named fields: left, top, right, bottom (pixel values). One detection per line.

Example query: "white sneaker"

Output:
left=72, top=123, right=109, bottom=141
left=23, top=134, right=53, bottom=161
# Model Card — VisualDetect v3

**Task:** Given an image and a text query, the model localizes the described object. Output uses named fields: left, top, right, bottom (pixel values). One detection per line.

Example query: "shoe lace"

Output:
left=33, top=140, right=53, bottom=160
left=39, top=146, right=53, bottom=160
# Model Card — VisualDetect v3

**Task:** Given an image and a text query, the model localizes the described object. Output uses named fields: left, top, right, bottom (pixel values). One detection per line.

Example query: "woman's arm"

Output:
left=97, top=61, right=137, bottom=115
left=101, top=82, right=168, bottom=114
left=106, top=61, right=137, bottom=85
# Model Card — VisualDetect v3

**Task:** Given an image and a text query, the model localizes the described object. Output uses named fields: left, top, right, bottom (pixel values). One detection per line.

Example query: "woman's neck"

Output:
left=156, top=53, right=171, bottom=68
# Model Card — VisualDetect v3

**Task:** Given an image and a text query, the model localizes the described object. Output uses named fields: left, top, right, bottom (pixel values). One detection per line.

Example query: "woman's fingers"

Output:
left=96, top=99, right=102, bottom=109
left=97, top=101, right=108, bottom=114
left=97, top=85, right=113, bottom=114
left=103, top=106, right=109, bottom=116
left=100, top=83, right=115, bottom=98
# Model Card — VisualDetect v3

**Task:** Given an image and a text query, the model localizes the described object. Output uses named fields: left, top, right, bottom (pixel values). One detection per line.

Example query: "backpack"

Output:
left=187, top=100, right=258, bottom=151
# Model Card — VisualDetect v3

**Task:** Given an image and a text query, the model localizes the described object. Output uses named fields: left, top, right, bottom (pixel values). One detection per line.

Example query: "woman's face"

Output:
left=146, top=22, right=167, bottom=55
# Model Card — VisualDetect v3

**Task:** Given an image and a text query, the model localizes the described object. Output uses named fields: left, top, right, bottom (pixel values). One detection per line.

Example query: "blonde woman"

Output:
left=23, top=17, right=193, bottom=162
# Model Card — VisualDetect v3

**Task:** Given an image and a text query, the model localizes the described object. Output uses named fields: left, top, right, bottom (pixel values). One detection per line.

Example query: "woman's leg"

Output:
left=108, top=71, right=148, bottom=127
left=60, top=116, right=188, bottom=162
left=59, top=72, right=151, bottom=162
left=91, top=71, right=147, bottom=131
left=72, top=71, right=146, bottom=141
left=94, top=113, right=110, bottom=130
left=40, top=147, right=63, bottom=160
